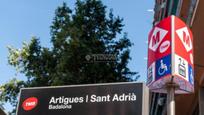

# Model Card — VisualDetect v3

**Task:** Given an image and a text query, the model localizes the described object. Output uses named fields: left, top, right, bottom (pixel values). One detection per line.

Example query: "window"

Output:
left=171, top=0, right=180, bottom=15
left=186, top=0, right=199, bottom=26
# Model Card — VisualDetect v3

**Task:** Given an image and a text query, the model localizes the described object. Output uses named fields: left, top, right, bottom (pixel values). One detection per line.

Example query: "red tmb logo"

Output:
left=22, top=97, right=38, bottom=111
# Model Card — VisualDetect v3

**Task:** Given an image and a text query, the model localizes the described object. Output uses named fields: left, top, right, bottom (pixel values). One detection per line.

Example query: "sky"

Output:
left=0, top=0, right=154, bottom=111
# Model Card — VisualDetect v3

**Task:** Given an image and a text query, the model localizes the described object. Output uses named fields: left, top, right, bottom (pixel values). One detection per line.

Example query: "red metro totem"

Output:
left=147, top=15, right=194, bottom=94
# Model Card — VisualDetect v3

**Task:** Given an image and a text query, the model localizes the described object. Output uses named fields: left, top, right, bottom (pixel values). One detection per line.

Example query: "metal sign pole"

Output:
left=166, top=83, right=178, bottom=115
left=167, top=86, right=175, bottom=115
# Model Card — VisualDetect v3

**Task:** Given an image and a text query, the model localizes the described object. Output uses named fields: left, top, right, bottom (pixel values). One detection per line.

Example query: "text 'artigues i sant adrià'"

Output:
left=48, top=93, right=137, bottom=110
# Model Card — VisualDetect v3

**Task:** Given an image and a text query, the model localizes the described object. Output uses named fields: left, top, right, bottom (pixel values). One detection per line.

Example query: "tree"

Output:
left=0, top=0, right=139, bottom=113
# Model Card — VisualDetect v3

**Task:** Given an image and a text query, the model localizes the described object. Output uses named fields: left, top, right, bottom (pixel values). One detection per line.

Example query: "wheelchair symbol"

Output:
left=158, top=60, right=168, bottom=75
left=189, top=69, right=194, bottom=84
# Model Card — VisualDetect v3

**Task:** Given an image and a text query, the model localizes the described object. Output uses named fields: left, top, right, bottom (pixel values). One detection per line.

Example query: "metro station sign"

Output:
left=16, top=82, right=149, bottom=115
left=147, top=15, right=194, bottom=94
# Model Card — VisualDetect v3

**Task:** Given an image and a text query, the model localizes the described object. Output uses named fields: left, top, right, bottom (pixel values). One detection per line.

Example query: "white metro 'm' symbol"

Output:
left=176, top=27, right=192, bottom=52
left=149, top=27, right=168, bottom=52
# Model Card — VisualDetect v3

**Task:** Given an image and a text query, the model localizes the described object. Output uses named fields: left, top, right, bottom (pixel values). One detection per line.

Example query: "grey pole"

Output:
left=167, top=86, right=175, bottom=115
left=166, top=83, right=178, bottom=115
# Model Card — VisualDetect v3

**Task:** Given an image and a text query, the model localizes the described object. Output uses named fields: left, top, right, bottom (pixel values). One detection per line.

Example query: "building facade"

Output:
left=150, top=0, right=204, bottom=115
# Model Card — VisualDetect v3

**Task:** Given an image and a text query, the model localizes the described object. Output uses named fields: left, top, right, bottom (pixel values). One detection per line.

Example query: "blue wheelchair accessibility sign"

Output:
left=188, top=65, right=194, bottom=85
left=156, top=55, right=171, bottom=80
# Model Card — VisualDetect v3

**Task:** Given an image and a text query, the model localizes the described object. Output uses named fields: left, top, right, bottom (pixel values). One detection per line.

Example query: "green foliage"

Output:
left=0, top=0, right=139, bottom=113
left=0, top=78, right=26, bottom=114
